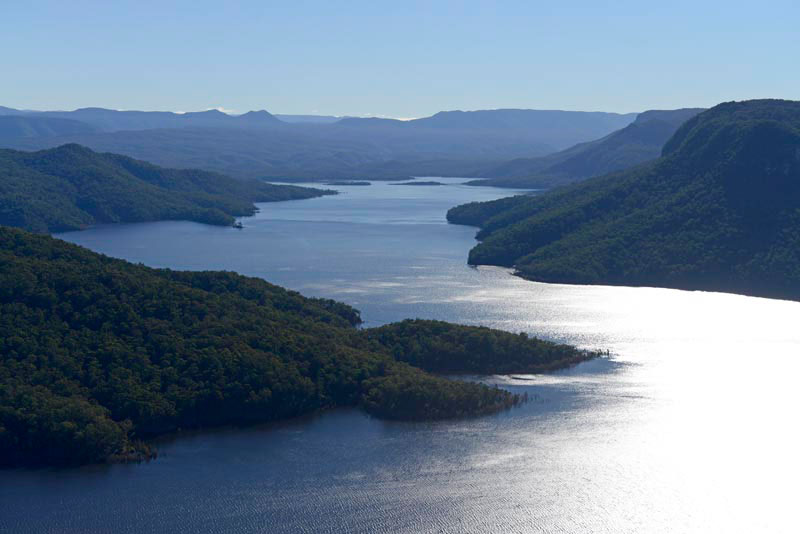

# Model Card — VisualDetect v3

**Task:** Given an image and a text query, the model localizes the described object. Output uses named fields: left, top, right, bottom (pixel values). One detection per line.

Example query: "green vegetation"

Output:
left=0, top=226, right=594, bottom=467
left=363, top=319, right=598, bottom=374
left=448, top=100, right=800, bottom=300
left=0, top=144, right=332, bottom=233
left=468, top=108, right=703, bottom=189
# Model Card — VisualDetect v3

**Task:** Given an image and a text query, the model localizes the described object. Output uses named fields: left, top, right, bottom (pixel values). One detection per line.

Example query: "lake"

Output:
left=2, top=178, right=799, bottom=533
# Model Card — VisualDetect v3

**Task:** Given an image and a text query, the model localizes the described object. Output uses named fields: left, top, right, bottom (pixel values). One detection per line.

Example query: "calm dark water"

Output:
left=3, top=179, right=799, bottom=533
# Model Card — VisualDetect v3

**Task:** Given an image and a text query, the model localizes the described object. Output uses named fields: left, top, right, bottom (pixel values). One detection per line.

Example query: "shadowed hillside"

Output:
left=448, top=100, right=800, bottom=300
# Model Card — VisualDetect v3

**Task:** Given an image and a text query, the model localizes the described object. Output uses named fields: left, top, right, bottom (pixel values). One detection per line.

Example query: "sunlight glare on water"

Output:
left=3, top=178, right=798, bottom=533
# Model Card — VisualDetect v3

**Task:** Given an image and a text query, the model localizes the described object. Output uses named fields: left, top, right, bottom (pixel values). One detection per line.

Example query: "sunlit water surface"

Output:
left=2, top=179, right=799, bottom=533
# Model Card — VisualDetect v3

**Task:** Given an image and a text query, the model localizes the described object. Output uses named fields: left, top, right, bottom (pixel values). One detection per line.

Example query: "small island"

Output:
left=391, top=180, right=444, bottom=186
left=324, top=180, right=372, bottom=186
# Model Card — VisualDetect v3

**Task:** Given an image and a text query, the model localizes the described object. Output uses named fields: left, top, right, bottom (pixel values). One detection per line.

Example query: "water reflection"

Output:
left=2, top=179, right=799, bottom=533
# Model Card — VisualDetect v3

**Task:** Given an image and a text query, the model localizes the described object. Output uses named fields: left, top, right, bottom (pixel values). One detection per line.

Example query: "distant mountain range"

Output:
left=468, top=108, right=705, bottom=188
left=0, top=106, right=638, bottom=180
left=0, top=106, right=282, bottom=132
left=448, top=99, right=800, bottom=301
left=0, top=144, right=330, bottom=233
left=0, top=107, right=343, bottom=128
left=337, top=109, right=637, bottom=150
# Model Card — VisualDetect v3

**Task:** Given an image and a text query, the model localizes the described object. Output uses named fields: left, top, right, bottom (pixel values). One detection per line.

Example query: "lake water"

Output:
left=3, top=178, right=800, bottom=533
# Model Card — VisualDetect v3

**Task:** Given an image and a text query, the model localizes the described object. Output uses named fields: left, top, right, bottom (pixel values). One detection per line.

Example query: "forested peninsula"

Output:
left=447, top=100, right=800, bottom=301
left=0, top=226, right=597, bottom=467
left=0, top=144, right=332, bottom=233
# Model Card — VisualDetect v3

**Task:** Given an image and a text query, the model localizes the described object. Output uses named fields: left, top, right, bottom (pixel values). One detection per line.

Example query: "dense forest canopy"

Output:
left=448, top=99, right=800, bottom=301
left=0, top=226, right=595, bottom=467
left=0, top=144, right=331, bottom=233
left=364, top=319, right=596, bottom=374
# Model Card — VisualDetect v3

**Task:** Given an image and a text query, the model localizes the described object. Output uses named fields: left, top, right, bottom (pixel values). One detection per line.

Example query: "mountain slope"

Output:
left=0, top=144, right=331, bottom=233
left=0, top=226, right=597, bottom=466
left=469, top=108, right=703, bottom=189
left=447, top=100, right=800, bottom=300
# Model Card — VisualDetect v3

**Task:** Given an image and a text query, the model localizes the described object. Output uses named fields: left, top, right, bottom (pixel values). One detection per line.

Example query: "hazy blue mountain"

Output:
left=0, top=106, right=639, bottom=180
left=234, top=110, right=280, bottom=123
left=339, top=109, right=637, bottom=151
left=448, top=100, right=800, bottom=301
left=0, top=144, right=331, bottom=233
left=0, top=106, right=282, bottom=132
left=0, top=127, right=396, bottom=179
left=469, top=108, right=704, bottom=188
left=0, top=116, right=98, bottom=138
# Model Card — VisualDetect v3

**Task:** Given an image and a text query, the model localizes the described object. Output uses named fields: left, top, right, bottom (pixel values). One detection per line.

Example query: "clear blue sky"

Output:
left=3, top=0, right=798, bottom=117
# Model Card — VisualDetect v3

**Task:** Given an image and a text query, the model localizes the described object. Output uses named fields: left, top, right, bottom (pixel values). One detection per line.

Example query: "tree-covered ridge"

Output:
left=447, top=99, right=800, bottom=301
left=0, top=227, right=594, bottom=467
left=363, top=319, right=599, bottom=374
left=0, top=144, right=332, bottom=233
